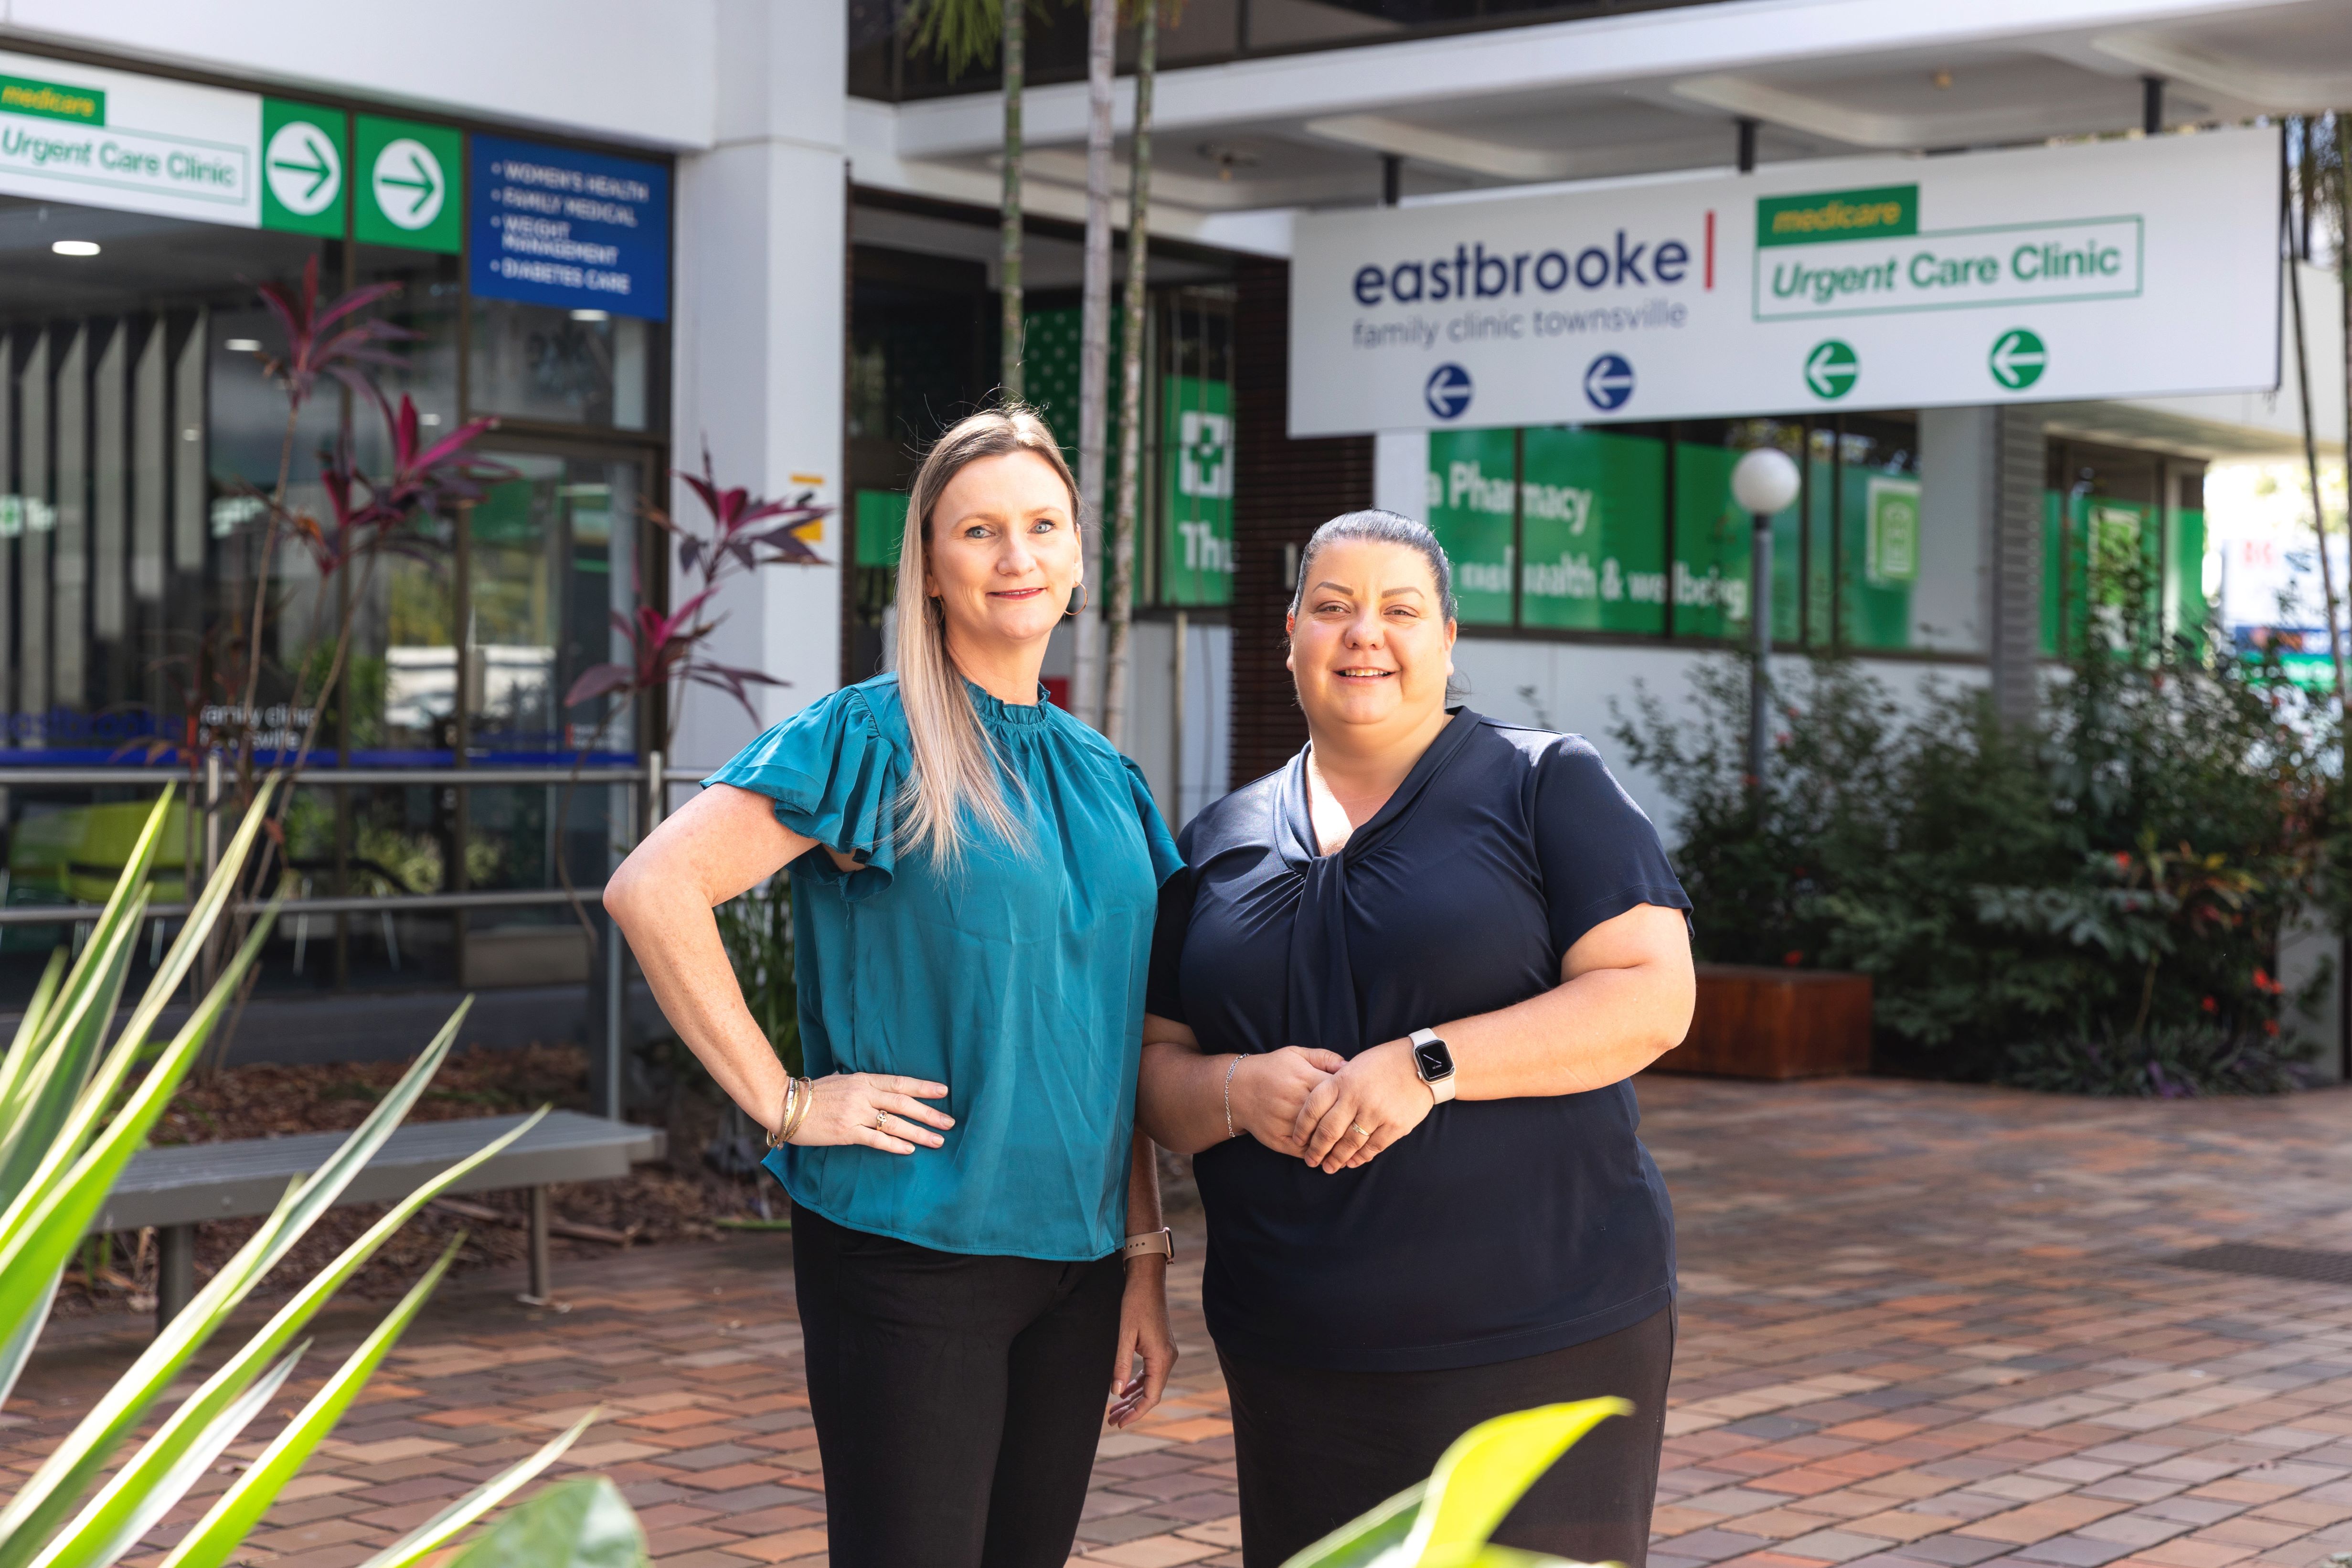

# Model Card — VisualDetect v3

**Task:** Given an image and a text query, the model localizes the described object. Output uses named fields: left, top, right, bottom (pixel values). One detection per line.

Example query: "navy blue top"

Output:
left=1146, top=709, right=1690, bottom=1372
left=707, top=673, right=1181, bottom=1261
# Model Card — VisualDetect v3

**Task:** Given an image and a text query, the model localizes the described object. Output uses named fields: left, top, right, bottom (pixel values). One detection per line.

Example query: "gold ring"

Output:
left=875, top=1109, right=889, bottom=1130
left=1351, top=1123, right=1372, bottom=1138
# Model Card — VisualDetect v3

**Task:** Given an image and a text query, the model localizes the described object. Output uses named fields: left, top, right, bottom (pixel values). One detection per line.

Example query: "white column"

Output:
left=1373, top=430, right=1430, bottom=522
left=1916, top=406, right=1991, bottom=655
left=669, top=0, right=848, bottom=773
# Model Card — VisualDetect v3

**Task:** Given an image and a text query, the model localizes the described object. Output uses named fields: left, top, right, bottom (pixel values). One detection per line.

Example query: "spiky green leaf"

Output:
left=155, top=1239, right=466, bottom=1568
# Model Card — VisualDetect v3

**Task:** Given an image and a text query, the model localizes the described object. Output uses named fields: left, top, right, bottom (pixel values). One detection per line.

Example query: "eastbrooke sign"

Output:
left=1289, top=128, right=2278, bottom=435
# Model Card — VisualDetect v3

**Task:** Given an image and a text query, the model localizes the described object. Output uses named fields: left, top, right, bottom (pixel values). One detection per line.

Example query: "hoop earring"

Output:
left=1066, top=581, right=1089, bottom=617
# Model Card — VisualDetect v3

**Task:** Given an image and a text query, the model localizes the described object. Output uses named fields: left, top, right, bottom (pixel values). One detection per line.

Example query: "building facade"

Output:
left=0, top=0, right=2344, bottom=1038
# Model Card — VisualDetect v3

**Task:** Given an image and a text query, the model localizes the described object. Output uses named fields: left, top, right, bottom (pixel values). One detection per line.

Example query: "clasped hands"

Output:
left=1227, top=1041, right=1433, bottom=1174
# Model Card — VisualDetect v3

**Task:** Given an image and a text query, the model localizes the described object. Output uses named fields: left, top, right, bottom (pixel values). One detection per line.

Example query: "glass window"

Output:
left=1426, top=427, right=1517, bottom=627
left=1835, top=415, right=1919, bottom=652
left=1156, top=289, right=1235, bottom=608
left=468, top=299, right=659, bottom=431
left=463, top=451, right=641, bottom=761
left=1670, top=439, right=1740, bottom=640
left=1518, top=426, right=1667, bottom=634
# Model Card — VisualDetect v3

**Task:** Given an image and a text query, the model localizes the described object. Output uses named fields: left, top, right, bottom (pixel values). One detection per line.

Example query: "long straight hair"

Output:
left=892, top=405, right=1081, bottom=864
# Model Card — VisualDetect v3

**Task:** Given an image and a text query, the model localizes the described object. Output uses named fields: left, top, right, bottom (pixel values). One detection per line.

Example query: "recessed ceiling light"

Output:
left=51, top=239, right=100, bottom=257
left=224, top=338, right=262, bottom=352
left=569, top=308, right=610, bottom=322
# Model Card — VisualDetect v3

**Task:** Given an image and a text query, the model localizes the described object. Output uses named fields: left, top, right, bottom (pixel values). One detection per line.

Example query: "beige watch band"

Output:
left=1119, top=1227, right=1174, bottom=1262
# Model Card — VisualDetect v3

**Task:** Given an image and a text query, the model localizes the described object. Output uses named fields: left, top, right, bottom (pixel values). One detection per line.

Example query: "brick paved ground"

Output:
left=12, top=1073, right=2352, bottom=1568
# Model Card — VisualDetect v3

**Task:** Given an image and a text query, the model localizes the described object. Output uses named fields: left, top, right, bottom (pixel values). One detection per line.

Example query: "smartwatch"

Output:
left=1408, top=1028, right=1457, bottom=1103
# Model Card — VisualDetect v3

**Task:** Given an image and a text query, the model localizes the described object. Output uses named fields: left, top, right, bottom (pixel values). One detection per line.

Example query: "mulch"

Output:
left=58, top=1044, right=766, bottom=1320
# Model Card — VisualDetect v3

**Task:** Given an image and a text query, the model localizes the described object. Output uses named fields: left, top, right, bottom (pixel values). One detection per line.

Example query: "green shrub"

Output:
left=1613, top=630, right=2338, bottom=1093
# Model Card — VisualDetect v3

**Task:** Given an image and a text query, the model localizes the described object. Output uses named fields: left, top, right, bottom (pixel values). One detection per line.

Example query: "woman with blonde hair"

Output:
left=605, top=406, right=1182, bottom=1568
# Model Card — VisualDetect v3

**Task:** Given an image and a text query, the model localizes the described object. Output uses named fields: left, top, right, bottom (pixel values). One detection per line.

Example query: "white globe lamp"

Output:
left=1731, top=447, right=1802, bottom=516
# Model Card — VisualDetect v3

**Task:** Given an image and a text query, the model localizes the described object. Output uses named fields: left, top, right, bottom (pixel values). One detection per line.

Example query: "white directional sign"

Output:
left=371, top=137, right=445, bottom=230
left=1289, top=128, right=2280, bottom=434
left=263, top=118, right=340, bottom=216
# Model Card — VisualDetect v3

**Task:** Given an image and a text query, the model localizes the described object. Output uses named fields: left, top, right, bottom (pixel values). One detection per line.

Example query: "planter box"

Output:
left=1657, top=964, right=1873, bottom=1080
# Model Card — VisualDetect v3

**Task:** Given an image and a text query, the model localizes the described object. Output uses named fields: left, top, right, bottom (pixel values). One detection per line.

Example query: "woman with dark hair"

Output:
left=1136, top=509, right=1695, bottom=1568
left=607, top=406, right=1182, bottom=1568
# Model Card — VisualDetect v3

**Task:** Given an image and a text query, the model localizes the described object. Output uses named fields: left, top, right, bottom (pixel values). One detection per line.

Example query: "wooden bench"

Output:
left=91, top=1111, right=667, bottom=1330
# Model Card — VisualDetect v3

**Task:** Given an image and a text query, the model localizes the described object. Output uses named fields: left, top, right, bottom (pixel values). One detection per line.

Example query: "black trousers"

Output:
left=1222, top=1304, right=1675, bottom=1568
left=790, top=1201, right=1125, bottom=1568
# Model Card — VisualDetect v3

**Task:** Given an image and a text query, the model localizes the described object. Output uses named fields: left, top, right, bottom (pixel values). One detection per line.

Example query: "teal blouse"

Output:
left=703, top=673, right=1181, bottom=1261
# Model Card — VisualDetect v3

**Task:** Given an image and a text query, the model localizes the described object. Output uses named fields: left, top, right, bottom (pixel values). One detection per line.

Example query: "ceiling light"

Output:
left=51, top=239, right=100, bottom=257
left=224, top=338, right=262, bottom=352
left=569, top=308, right=610, bottom=322
left=1197, top=142, right=1262, bottom=182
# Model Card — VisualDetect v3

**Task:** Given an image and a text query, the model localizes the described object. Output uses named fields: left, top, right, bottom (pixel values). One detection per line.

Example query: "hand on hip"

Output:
left=791, top=1073, right=954, bottom=1152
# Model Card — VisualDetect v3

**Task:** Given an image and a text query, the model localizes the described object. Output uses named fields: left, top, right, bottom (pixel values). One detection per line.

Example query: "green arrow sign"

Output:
left=355, top=113, right=461, bottom=253
left=1804, top=338, right=1858, bottom=399
left=259, top=99, right=346, bottom=236
left=1989, top=327, right=2047, bottom=391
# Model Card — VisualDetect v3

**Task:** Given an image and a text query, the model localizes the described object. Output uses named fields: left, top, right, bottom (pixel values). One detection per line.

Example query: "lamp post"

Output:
left=1730, top=447, right=1802, bottom=792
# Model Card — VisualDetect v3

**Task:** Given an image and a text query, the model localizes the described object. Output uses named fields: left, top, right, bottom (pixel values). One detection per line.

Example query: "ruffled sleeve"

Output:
left=702, top=687, right=904, bottom=901
left=1121, top=757, right=1186, bottom=888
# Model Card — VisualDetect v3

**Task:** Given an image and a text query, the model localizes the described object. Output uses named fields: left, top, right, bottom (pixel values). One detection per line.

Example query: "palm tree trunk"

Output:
left=1071, top=0, right=1115, bottom=731
left=1103, top=0, right=1155, bottom=749
left=999, top=0, right=1024, bottom=400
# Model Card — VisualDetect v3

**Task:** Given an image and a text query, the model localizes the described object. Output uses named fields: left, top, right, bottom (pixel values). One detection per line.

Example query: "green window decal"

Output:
left=1426, top=428, right=1517, bottom=627
left=1519, top=428, right=1667, bottom=635
left=1160, top=376, right=1233, bottom=607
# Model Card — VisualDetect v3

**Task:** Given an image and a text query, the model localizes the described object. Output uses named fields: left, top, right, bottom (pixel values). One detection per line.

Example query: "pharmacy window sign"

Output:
left=1162, top=379, right=1234, bottom=607
left=1866, top=478, right=1921, bottom=586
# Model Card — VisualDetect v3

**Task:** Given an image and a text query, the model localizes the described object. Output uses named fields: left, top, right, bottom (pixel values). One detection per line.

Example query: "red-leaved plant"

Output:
left=181, top=256, right=503, bottom=1066
left=551, top=444, right=829, bottom=946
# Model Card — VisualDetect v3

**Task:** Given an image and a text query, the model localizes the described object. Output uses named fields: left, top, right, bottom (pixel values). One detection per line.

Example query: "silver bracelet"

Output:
left=1223, top=1054, right=1245, bottom=1140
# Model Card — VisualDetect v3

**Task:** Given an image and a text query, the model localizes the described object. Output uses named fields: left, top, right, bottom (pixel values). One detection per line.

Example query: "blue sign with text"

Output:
left=469, top=133, right=669, bottom=321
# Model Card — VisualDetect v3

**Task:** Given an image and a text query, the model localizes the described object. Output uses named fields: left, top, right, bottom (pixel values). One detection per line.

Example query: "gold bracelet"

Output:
left=776, top=1081, right=814, bottom=1152
left=780, top=1077, right=816, bottom=1143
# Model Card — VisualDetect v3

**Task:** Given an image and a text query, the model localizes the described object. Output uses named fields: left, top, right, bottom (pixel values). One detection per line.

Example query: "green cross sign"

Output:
left=1989, top=328, right=2047, bottom=391
left=1804, top=338, right=1858, bottom=400
left=1181, top=414, right=1231, bottom=498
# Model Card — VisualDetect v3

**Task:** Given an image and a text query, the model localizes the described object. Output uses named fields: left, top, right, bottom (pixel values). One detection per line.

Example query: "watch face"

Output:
left=1413, top=1038, right=1455, bottom=1081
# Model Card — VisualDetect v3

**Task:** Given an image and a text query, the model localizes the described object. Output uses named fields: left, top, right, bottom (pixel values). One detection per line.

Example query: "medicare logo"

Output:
left=1757, top=185, right=1917, bottom=248
left=0, top=74, right=103, bottom=126
left=1426, top=363, right=1474, bottom=420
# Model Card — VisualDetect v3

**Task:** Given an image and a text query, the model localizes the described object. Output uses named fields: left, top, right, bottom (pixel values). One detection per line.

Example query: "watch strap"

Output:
left=1119, top=1227, right=1174, bottom=1262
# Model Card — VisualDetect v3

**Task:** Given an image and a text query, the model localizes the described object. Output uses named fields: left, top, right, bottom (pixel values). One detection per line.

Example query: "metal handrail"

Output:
left=0, top=885, right=609, bottom=927
left=0, top=750, right=718, bottom=1121
left=0, top=766, right=656, bottom=787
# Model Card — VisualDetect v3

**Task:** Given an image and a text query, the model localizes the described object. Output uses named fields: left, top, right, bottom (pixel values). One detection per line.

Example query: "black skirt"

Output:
left=1220, top=1303, right=1674, bottom=1568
